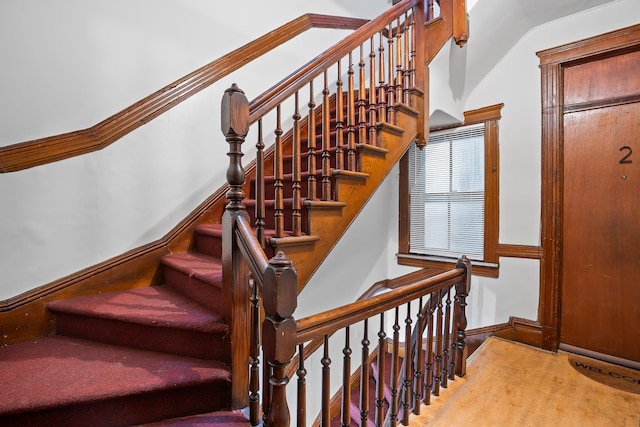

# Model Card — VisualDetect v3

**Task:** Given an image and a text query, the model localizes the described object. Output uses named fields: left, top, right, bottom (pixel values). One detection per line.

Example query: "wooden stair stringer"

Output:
left=271, top=104, right=418, bottom=292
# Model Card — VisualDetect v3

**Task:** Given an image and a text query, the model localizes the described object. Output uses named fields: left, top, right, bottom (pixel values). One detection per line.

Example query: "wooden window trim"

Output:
left=398, top=103, right=503, bottom=278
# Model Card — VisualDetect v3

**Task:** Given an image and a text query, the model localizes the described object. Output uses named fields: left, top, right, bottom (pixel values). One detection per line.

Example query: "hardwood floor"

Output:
left=409, top=337, right=640, bottom=426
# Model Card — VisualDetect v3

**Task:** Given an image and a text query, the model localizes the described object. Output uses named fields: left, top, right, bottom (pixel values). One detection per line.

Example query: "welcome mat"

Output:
left=568, top=354, right=640, bottom=394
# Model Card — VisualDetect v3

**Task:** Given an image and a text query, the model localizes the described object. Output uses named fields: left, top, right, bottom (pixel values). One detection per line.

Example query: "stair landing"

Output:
left=408, top=337, right=640, bottom=426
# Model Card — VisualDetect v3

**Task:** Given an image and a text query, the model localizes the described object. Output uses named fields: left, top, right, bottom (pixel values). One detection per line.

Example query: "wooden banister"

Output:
left=223, top=1, right=470, bottom=424
left=0, top=14, right=368, bottom=173
left=293, top=258, right=471, bottom=426
left=248, top=0, right=420, bottom=123
left=296, top=267, right=464, bottom=343
left=235, top=216, right=270, bottom=287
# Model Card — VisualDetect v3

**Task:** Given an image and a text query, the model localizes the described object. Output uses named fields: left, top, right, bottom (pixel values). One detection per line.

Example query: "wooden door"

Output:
left=561, top=50, right=640, bottom=364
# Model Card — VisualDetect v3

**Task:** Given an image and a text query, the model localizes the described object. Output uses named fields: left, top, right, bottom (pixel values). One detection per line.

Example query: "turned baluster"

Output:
left=403, top=12, right=412, bottom=105
left=255, top=120, right=266, bottom=247
left=358, top=44, right=368, bottom=147
left=377, top=31, right=387, bottom=124
left=423, top=296, right=436, bottom=405
left=413, top=297, right=425, bottom=415
left=346, top=53, right=357, bottom=171
left=427, top=0, right=435, bottom=21
left=455, top=256, right=472, bottom=377
left=297, top=344, right=307, bottom=427
left=449, top=291, right=458, bottom=381
left=442, top=287, right=452, bottom=387
left=292, top=92, right=302, bottom=236
left=408, top=9, right=417, bottom=91
left=433, top=289, right=444, bottom=397
left=249, top=280, right=261, bottom=425
left=395, top=18, right=404, bottom=106
left=321, top=335, right=332, bottom=427
left=274, top=106, right=285, bottom=237
left=360, top=320, right=370, bottom=426
left=321, top=71, right=332, bottom=201
left=307, top=82, right=317, bottom=201
left=341, top=326, right=352, bottom=427
left=262, top=352, right=272, bottom=426
left=368, top=36, right=379, bottom=147
left=375, top=314, right=387, bottom=426
left=262, top=252, right=297, bottom=427
left=402, top=302, right=412, bottom=425
left=389, top=307, right=401, bottom=427
left=335, top=61, right=345, bottom=170
left=387, top=23, right=396, bottom=124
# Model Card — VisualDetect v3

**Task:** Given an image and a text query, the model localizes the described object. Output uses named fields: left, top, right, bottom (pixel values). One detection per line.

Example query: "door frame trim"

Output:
left=536, top=23, right=640, bottom=351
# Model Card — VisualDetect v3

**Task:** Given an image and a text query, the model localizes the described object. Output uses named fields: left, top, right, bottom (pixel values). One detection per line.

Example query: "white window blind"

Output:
left=409, top=124, right=485, bottom=260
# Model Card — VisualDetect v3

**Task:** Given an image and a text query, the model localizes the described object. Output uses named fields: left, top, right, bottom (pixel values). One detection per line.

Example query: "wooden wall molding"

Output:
left=536, top=23, right=640, bottom=351
left=496, top=244, right=542, bottom=259
left=0, top=14, right=368, bottom=173
left=472, top=317, right=543, bottom=349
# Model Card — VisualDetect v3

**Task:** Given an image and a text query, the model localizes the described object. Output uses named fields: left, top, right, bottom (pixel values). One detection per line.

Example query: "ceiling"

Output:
left=458, top=0, right=618, bottom=98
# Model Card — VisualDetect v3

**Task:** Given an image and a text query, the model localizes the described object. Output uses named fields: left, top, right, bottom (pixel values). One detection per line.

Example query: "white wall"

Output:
left=0, top=0, right=388, bottom=300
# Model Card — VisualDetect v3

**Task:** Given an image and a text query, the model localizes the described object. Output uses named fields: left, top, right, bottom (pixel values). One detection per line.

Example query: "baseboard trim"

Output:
left=492, top=317, right=543, bottom=348
left=465, top=317, right=544, bottom=350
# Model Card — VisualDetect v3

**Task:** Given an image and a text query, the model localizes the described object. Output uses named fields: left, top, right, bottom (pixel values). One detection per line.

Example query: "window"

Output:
left=409, top=124, right=485, bottom=260
left=398, top=104, right=502, bottom=277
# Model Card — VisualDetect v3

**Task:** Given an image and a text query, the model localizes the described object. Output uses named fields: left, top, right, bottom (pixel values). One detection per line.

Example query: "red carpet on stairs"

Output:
left=48, top=285, right=228, bottom=360
left=0, top=218, right=241, bottom=425
left=0, top=336, right=233, bottom=426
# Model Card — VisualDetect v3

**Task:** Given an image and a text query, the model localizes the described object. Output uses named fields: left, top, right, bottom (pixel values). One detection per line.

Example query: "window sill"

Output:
left=397, top=253, right=499, bottom=278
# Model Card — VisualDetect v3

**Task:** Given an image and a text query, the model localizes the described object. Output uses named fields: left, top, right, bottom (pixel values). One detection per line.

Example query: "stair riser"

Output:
left=194, top=232, right=223, bottom=259
left=163, top=268, right=222, bottom=313
left=0, top=381, right=230, bottom=427
left=247, top=205, right=310, bottom=234
left=280, top=143, right=340, bottom=173
left=55, top=313, right=227, bottom=360
left=252, top=175, right=334, bottom=201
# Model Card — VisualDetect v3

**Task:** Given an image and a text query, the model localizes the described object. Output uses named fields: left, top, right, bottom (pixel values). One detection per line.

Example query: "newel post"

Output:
left=454, top=256, right=472, bottom=377
left=262, top=252, right=297, bottom=427
left=221, top=84, right=251, bottom=408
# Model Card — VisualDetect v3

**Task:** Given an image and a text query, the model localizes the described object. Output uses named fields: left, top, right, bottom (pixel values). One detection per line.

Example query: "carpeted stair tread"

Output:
left=0, top=335, right=231, bottom=417
left=139, top=410, right=250, bottom=426
left=48, top=285, right=224, bottom=333
left=161, top=252, right=223, bottom=285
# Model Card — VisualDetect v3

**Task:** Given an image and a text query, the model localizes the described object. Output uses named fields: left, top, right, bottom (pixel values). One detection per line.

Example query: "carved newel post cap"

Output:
left=263, top=251, right=297, bottom=319
left=221, top=83, right=250, bottom=138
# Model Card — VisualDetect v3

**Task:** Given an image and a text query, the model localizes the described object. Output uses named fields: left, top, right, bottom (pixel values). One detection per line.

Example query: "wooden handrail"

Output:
left=285, top=268, right=449, bottom=378
left=235, top=215, right=269, bottom=288
left=248, top=0, right=420, bottom=123
left=0, top=14, right=368, bottom=173
left=296, top=267, right=464, bottom=343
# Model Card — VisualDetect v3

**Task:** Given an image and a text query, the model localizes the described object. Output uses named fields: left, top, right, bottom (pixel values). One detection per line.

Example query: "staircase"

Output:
left=0, top=1, right=469, bottom=425
left=0, top=78, right=418, bottom=427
